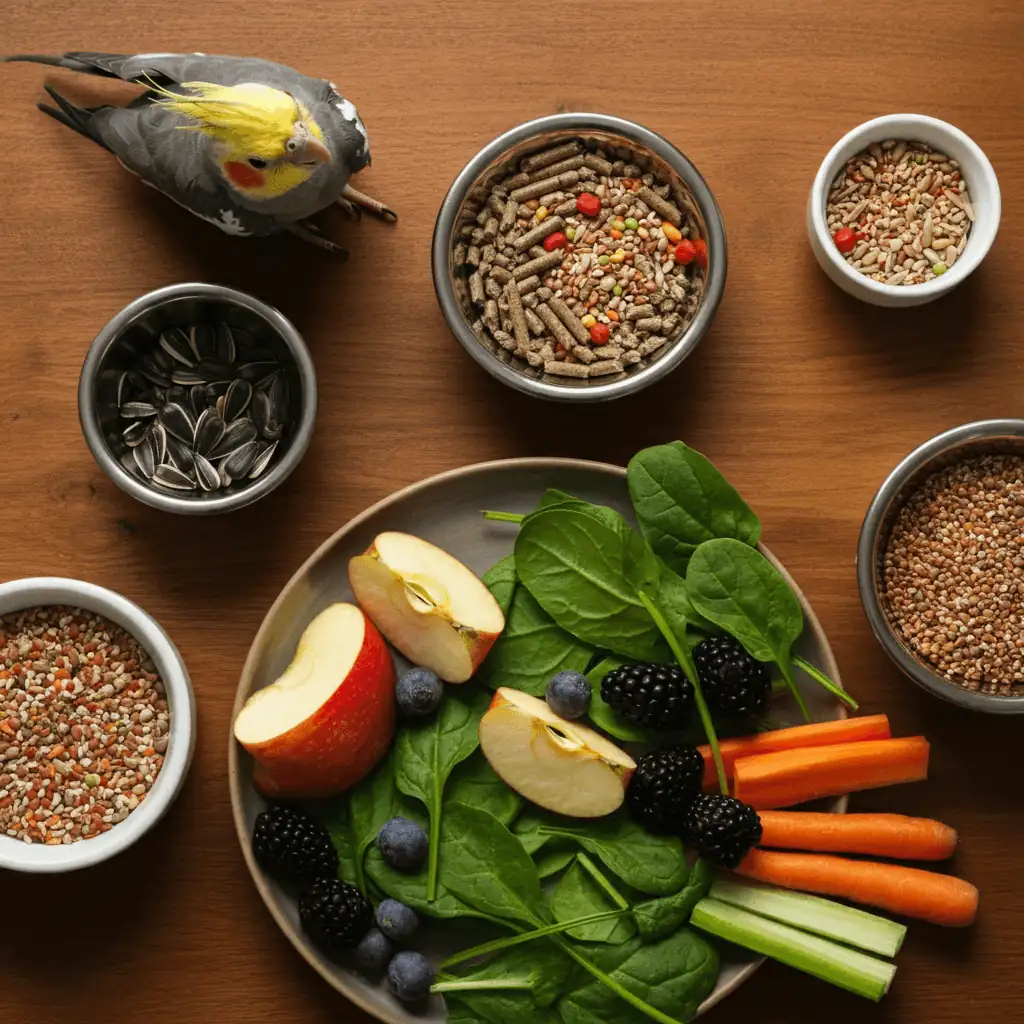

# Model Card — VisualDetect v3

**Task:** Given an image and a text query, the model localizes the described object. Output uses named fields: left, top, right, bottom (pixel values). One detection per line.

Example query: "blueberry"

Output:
left=376, top=898, right=419, bottom=943
left=546, top=670, right=592, bottom=720
left=354, top=927, right=393, bottom=975
left=387, top=950, right=435, bottom=1003
left=396, top=667, right=444, bottom=720
left=377, top=816, right=429, bottom=872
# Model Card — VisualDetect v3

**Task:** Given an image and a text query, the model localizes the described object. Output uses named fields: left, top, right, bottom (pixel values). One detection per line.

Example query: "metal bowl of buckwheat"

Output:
left=432, top=113, right=727, bottom=401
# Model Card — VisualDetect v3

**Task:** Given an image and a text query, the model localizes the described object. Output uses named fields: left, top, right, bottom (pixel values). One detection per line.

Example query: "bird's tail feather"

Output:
left=3, top=53, right=99, bottom=73
left=37, top=84, right=111, bottom=151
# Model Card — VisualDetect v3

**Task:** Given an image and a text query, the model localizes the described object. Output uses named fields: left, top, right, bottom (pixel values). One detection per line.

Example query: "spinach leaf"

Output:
left=477, top=580, right=595, bottom=697
left=313, top=798, right=359, bottom=886
left=441, top=803, right=549, bottom=927
left=538, top=814, right=688, bottom=896
left=514, top=810, right=550, bottom=857
left=447, top=750, right=522, bottom=827
left=534, top=845, right=576, bottom=879
left=633, top=859, right=714, bottom=943
left=685, top=538, right=810, bottom=721
left=435, top=943, right=573, bottom=1007
left=446, top=990, right=563, bottom=1024
left=657, top=562, right=716, bottom=638
left=558, top=929, right=720, bottom=1024
left=628, top=442, right=761, bottom=574
left=586, top=657, right=653, bottom=744
left=348, top=751, right=403, bottom=893
left=553, top=859, right=636, bottom=944
left=514, top=508, right=667, bottom=661
left=483, top=554, right=518, bottom=617
left=394, top=686, right=490, bottom=900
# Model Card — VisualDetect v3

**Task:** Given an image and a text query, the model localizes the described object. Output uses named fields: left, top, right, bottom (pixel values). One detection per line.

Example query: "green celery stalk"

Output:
left=690, top=898, right=896, bottom=1002
left=709, top=876, right=906, bottom=958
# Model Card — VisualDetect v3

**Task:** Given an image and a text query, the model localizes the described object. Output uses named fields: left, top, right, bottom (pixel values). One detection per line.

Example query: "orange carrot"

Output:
left=758, top=811, right=958, bottom=861
left=732, top=737, right=929, bottom=809
left=697, top=715, right=892, bottom=788
left=736, top=848, right=978, bottom=927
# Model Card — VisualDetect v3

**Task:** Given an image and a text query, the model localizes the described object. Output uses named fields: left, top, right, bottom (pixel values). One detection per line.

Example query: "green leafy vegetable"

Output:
left=483, top=554, right=518, bottom=616
left=552, top=857, right=635, bottom=944
left=446, top=750, right=522, bottom=826
left=538, top=814, right=688, bottom=896
left=514, top=508, right=667, bottom=661
left=514, top=811, right=550, bottom=857
left=433, top=943, right=573, bottom=1006
left=534, top=845, right=577, bottom=879
left=685, top=538, right=811, bottom=722
left=657, top=562, right=716, bottom=637
left=793, top=653, right=859, bottom=710
left=441, top=803, right=549, bottom=927
left=394, top=686, right=489, bottom=900
left=633, top=859, right=714, bottom=942
left=627, top=442, right=761, bottom=574
left=308, top=797, right=359, bottom=886
left=347, top=751, right=403, bottom=894
left=557, top=928, right=720, bottom=1024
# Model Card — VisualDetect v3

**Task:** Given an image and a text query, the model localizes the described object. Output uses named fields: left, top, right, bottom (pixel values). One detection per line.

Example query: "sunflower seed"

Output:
left=159, top=327, right=196, bottom=366
left=164, top=385, right=187, bottom=406
left=260, top=418, right=284, bottom=442
left=122, top=420, right=149, bottom=446
left=223, top=379, right=252, bottom=421
left=249, top=389, right=272, bottom=436
left=189, top=324, right=216, bottom=362
left=237, top=361, right=278, bottom=382
left=120, top=401, right=158, bottom=419
left=193, top=453, right=221, bottom=491
left=204, top=381, right=231, bottom=403
left=209, top=418, right=257, bottom=459
left=139, top=365, right=171, bottom=388
left=219, top=465, right=233, bottom=488
left=216, top=395, right=226, bottom=418
left=223, top=440, right=259, bottom=478
left=153, top=464, right=196, bottom=491
left=170, top=368, right=206, bottom=386
left=215, top=324, right=238, bottom=364
left=268, top=373, right=290, bottom=421
left=248, top=441, right=278, bottom=479
left=193, top=409, right=226, bottom=455
left=254, top=369, right=280, bottom=391
left=165, top=436, right=196, bottom=475
left=149, top=348, right=174, bottom=372
left=190, top=384, right=207, bottom=419
left=133, top=435, right=157, bottom=478
left=116, top=372, right=132, bottom=408
left=197, top=359, right=234, bottom=381
left=158, top=402, right=196, bottom=443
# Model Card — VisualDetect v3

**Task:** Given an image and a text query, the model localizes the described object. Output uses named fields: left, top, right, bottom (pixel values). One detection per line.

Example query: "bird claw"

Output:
left=335, top=196, right=363, bottom=222
left=286, top=220, right=349, bottom=260
left=340, top=184, right=397, bottom=223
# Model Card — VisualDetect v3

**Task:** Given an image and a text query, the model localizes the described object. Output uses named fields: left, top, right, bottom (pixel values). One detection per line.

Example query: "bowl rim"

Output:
left=229, top=456, right=846, bottom=1023
left=809, top=113, right=1001, bottom=298
left=857, top=418, right=1024, bottom=712
left=0, top=576, right=196, bottom=871
left=78, top=281, right=318, bottom=515
left=431, top=112, right=728, bottom=402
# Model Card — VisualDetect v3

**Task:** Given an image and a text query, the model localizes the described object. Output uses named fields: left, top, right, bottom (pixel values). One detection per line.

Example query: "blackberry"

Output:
left=684, top=793, right=763, bottom=869
left=299, top=877, right=374, bottom=957
left=693, top=635, right=772, bottom=721
left=252, top=805, right=338, bottom=888
left=601, top=662, right=693, bottom=730
left=627, top=748, right=704, bottom=834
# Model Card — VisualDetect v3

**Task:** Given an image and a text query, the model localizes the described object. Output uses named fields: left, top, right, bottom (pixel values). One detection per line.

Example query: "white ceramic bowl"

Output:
left=0, top=578, right=196, bottom=872
left=807, top=114, right=1000, bottom=306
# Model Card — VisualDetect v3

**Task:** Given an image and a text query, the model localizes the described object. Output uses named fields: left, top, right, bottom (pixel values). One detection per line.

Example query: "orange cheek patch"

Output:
left=224, top=161, right=266, bottom=189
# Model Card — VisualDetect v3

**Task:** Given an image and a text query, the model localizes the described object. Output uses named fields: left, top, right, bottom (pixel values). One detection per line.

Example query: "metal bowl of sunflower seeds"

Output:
left=79, top=283, right=317, bottom=514
left=433, top=113, right=727, bottom=402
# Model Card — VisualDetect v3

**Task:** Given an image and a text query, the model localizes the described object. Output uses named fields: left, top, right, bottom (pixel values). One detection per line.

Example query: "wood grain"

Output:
left=1, top=1, right=1021, bottom=1020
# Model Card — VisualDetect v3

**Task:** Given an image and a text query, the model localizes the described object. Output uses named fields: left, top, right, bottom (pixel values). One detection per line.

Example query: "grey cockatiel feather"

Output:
left=4, top=51, right=394, bottom=251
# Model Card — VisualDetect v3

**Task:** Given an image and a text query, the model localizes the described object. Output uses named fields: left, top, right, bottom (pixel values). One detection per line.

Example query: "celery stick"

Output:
left=691, top=898, right=896, bottom=1002
left=710, top=876, right=906, bottom=958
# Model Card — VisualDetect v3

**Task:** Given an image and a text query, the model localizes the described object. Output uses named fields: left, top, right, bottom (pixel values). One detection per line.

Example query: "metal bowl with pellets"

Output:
left=3, top=49, right=397, bottom=256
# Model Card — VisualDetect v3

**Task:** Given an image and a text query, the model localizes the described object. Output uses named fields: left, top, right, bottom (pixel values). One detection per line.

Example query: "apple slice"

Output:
left=234, top=603, right=396, bottom=797
left=479, top=688, right=636, bottom=818
left=349, top=531, right=505, bottom=684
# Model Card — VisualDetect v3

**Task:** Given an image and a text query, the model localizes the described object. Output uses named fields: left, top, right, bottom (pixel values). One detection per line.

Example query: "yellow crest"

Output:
left=152, top=80, right=304, bottom=159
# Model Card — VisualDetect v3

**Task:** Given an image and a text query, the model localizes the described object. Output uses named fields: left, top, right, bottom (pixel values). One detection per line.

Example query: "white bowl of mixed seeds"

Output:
left=0, top=577, right=196, bottom=871
left=808, top=114, right=1000, bottom=306
left=858, top=420, right=1024, bottom=712
left=433, top=114, right=727, bottom=400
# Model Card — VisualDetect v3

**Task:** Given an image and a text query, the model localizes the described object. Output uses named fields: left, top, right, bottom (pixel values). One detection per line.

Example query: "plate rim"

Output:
left=228, top=456, right=846, bottom=1023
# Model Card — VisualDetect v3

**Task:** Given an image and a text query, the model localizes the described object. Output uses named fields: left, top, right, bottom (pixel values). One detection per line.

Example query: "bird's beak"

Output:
left=296, top=135, right=332, bottom=166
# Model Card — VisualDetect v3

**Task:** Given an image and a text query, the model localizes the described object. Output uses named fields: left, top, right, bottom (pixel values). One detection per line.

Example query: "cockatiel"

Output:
left=4, top=50, right=395, bottom=255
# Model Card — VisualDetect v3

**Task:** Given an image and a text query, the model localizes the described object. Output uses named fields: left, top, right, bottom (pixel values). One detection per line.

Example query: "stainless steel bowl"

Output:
left=432, top=113, right=727, bottom=402
left=79, top=283, right=317, bottom=515
left=857, top=419, right=1024, bottom=712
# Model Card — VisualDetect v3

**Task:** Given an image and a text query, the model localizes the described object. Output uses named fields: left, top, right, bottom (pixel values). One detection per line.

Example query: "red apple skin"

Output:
left=246, top=616, right=396, bottom=798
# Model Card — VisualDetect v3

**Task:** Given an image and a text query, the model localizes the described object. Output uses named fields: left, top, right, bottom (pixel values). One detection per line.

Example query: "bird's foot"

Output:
left=286, top=220, right=349, bottom=260
left=339, top=184, right=397, bottom=223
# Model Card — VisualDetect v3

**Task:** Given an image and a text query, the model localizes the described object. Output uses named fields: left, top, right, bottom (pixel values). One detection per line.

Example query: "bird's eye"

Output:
left=248, top=158, right=268, bottom=169
left=285, top=139, right=298, bottom=153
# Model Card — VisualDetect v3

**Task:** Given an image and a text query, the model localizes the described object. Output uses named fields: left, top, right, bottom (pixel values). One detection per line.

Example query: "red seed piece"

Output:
left=576, top=192, right=601, bottom=217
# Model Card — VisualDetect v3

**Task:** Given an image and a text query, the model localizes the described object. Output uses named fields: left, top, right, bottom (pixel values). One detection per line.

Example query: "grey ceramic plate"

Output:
left=229, top=458, right=846, bottom=1023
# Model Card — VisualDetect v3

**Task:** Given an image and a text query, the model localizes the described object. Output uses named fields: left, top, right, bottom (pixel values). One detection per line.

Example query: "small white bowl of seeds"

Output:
left=808, top=114, right=1000, bottom=306
left=0, top=578, right=195, bottom=871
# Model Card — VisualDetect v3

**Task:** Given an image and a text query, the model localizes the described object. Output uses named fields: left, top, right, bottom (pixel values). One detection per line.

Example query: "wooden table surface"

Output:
left=2, top=1, right=1021, bottom=1021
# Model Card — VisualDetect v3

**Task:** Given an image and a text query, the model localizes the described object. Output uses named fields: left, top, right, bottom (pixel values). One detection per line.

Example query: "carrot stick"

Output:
left=759, top=811, right=958, bottom=861
left=736, top=849, right=979, bottom=927
left=698, top=715, right=892, bottom=788
left=733, top=737, right=929, bottom=809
